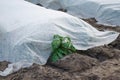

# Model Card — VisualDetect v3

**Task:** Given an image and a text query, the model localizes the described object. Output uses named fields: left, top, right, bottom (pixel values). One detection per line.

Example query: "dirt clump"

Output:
left=49, top=53, right=99, bottom=72
left=0, top=61, right=10, bottom=71
left=78, top=46, right=120, bottom=61
left=0, top=64, right=77, bottom=80
left=102, top=70, right=120, bottom=80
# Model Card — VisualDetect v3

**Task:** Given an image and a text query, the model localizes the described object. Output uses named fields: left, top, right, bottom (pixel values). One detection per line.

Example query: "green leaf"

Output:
left=57, top=50, right=64, bottom=58
left=52, top=35, right=61, bottom=50
left=50, top=51, right=59, bottom=62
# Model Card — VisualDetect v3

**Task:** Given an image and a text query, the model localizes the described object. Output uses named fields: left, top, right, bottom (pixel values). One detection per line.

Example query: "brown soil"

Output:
left=0, top=18, right=120, bottom=80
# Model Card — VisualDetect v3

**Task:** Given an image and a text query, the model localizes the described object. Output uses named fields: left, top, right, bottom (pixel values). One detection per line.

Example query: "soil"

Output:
left=0, top=18, right=120, bottom=80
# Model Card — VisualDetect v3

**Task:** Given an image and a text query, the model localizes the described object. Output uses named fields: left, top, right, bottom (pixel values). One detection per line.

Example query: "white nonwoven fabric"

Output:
left=0, top=0, right=119, bottom=76
left=26, top=0, right=120, bottom=26
left=0, top=61, right=33, bottom=76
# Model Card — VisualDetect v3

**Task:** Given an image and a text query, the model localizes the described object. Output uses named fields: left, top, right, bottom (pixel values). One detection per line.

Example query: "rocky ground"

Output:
left=0, top=18, right=120, bottom=80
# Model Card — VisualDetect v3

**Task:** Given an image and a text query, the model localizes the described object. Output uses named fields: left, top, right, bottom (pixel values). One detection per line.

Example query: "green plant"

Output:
left=49, top=35, right=76, bottom=62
